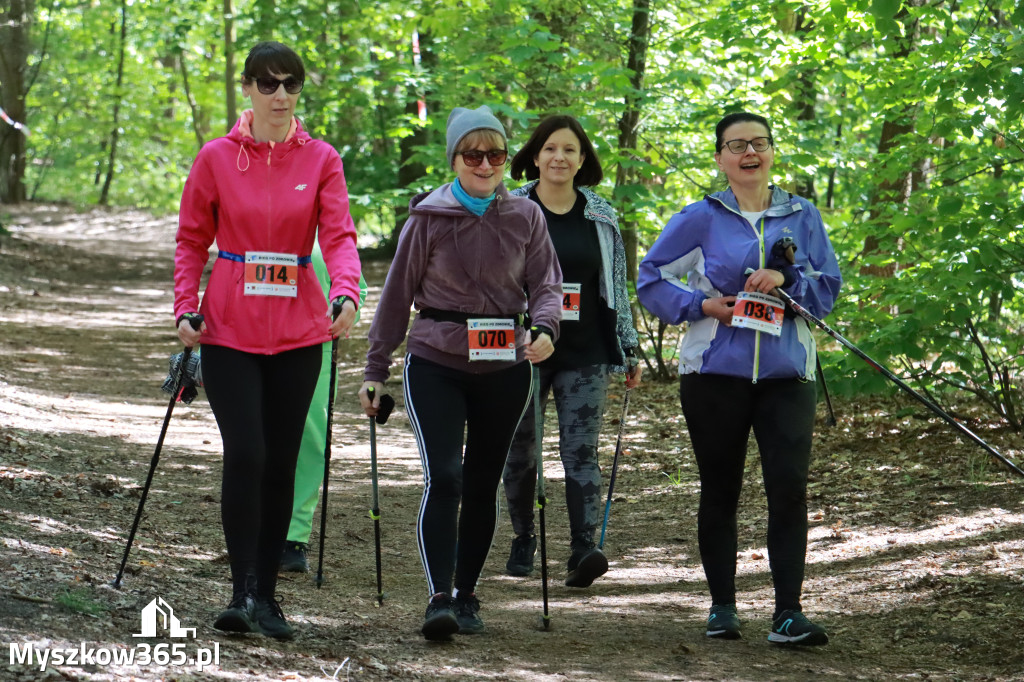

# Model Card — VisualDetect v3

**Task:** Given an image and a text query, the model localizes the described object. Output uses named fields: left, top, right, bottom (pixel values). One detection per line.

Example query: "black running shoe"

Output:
left=768, top=609, right=829, bottom=646
left=506, top=534, right=537, bottom=577
left=213, top=593, right=258, bottom=633
left=454, top=592, right=485, bottom=635
left=254, top=596, right=295, bottom=641
left=421, top=594, right=459, bottom=641
left=565, top=544, right=608, bottom=588
left=706, top=604, right=741, bottom=639
left=279, top=542, right=309, bottom=573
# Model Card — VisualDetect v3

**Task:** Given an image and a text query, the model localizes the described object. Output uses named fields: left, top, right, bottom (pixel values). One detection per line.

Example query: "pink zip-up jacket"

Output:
left=174, top=111, right=361, bottom=354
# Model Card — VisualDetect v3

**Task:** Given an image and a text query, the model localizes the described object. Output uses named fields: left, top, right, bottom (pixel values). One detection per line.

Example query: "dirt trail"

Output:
left=1, top=203, right=1023, bottom=681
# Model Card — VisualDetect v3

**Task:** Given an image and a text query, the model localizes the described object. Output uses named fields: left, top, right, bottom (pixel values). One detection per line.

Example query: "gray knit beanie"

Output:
left=445, top=105, right=506, bottom=166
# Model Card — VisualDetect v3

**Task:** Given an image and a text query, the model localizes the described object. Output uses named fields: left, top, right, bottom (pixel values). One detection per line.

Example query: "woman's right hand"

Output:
left=701, top=296, right=738, bottom=326
left=177, top=316, right=206, bottom=348
left=359, top=380, right=385, bottom=416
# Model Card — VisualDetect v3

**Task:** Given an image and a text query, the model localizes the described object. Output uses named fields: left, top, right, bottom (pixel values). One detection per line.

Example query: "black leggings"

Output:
left=404, top=354, right=533, bottom=596
left=201, top=343, right=321, bottom=598
left=679, top=373, right=816, bottom=615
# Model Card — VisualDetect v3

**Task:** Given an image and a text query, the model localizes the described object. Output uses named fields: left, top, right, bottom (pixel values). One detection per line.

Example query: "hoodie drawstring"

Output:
left=236, top=145, right=250, bottom=172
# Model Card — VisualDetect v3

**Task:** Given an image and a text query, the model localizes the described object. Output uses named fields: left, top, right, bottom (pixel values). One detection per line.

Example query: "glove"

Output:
left=162, top=350, right=203, bottom=404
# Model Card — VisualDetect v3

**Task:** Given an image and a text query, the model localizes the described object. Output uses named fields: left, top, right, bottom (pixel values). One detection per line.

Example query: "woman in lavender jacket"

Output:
left=359, top=105, right=562, bottom=641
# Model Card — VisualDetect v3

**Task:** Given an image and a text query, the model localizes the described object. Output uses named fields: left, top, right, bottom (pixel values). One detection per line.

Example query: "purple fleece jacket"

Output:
left=364, top=182, right=563, bottom=381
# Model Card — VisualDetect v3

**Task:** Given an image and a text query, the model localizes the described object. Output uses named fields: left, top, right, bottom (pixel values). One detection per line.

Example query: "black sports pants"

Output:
left=404, top=354, right=533, bottom=596
left=201, top=343, right=321, bottom=598
left=679, top=373, right=816, bottom=615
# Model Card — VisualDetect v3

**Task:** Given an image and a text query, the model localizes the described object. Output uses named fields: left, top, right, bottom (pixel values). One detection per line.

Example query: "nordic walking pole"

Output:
left=113, top=314, right=204, bottom=588
left=773, top=238, right=837, bottom=428
left=316, top=301, right=344, bottom=588
left=531, top=362, right=551, bottom=630
left=815, top=355, right=838, bottom=427
left=366, top=386, right=395, bottom=606
left=767, top=280, right=1024, bottom=478
left=598, top=389, right=631, bottom=550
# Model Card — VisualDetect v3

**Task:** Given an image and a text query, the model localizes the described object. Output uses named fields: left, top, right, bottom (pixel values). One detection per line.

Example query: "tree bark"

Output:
left=0, top=0, right=33, bottom=203
left=614, top=0, right=650, bottom=284
left=861, top=0, right=926, bottom=276
left=224, top=0, right=237, bottom=131
left=391, top=29, right=437, bottom=246
left=179, top=53, right=206, bottom=149
left=98, top=0, right=127, bottom=206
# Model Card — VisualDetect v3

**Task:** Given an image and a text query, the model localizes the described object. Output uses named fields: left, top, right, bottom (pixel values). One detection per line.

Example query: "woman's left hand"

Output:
left=625, top=362, right=643, bottom=389
left=743, top=268, right=785, bottom=294
left=524, top=330, right=554, bottom=364
left=328, top=298, right=357, bottom=338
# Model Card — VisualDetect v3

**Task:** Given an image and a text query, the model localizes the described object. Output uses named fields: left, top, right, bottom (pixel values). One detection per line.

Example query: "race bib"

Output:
left=731, top=291, right=785, bottom=337
left=244, top=252, right=298, bottom=297
left=561, top=283, right=581, bottom=321
left=468, top=318, right=516, bottom=361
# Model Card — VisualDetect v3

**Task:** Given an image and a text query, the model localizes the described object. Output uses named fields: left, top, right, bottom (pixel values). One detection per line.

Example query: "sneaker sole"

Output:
left=258, top=624, right=295, bottom=641
left=565, top=551, right=609, bottom=588
left=505, top=564, right=534, bottom=577
left=706, top=628, right=742, bottom=640
left=213, top=611, right=256, bottom=633
left=456, top=619, right=485, bottom=635
left=768, top=631, right=829, bottom=646
left=422, top=613, right=459, bottom=641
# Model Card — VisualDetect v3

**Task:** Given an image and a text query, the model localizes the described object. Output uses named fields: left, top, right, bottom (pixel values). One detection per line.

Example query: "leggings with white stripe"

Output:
left=404, top=354, right=533, bottom=596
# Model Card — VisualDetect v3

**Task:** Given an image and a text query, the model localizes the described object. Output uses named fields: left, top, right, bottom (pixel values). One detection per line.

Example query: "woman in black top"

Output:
left=503, top=115, right=641, bottom=587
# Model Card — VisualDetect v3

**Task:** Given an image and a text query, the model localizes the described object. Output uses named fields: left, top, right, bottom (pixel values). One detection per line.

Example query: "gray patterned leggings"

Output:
left=502, top=364, right=610, bottom=546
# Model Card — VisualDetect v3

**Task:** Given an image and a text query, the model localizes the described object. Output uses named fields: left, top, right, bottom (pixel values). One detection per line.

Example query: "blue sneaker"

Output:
left=768, top=610, right=829, bottom=646
left=706, top=604, right=741, bottom=639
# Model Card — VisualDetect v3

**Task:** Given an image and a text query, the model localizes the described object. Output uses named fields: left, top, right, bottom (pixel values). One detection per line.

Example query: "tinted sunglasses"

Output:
left=457, top=149, right=508, bottom=167
left=254, top=76, right=304, bottom=95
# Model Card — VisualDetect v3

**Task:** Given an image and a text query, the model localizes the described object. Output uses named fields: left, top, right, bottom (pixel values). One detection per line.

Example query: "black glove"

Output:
left=162, top=350, right=203, bottom=404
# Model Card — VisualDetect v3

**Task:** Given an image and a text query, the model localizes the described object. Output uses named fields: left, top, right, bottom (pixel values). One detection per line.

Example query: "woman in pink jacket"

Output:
left=173, top=41, right=361, bottom=640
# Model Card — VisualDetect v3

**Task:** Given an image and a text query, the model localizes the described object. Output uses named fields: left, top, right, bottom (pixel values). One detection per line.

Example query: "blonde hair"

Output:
left=454, top=130, right=507, bottom=156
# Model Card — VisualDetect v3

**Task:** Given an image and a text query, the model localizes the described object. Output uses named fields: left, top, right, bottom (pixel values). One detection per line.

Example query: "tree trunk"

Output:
left=224, top=0, right=237, bottom=131
left=179, top=53, right=206, bottom=149
left=98, top=0, right=127, bottom=206
left=614, top=0, right=650, bottom=284
left=860, top=0, right=925, bottom=277
left=0, top=0, right=33, bottom=203
left=392, top=29, right=437, bottom=246
left=791, top=6, right=817, bottom=202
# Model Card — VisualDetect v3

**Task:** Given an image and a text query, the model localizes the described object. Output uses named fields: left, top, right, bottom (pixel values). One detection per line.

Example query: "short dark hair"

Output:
left=510, top=114, right=603, bottom=187
left=715, top=112, right=772, bottom=152
left=242, top=42, right=305, bottom=83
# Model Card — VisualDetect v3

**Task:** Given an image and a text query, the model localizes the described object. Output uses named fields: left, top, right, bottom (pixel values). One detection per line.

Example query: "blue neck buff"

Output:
left=452, top=178, right=495, bottom=216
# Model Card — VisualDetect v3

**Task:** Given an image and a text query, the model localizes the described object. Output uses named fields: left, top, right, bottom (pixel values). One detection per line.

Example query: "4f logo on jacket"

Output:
left=294, top=184, right=307, bottom=191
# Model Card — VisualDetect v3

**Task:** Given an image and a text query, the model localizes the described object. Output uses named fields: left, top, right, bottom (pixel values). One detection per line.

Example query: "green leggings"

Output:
left=287, top=341, right=335, bottom=543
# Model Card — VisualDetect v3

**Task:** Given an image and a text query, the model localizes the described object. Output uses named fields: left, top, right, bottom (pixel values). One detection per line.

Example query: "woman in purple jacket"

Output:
left=638, top=112, right=841, bottom=646
left=359, top=105, right=563, bottom=641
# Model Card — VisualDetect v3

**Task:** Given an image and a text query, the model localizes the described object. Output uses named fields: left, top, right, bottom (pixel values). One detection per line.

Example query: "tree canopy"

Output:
left=2, top=0, right=1022, bottom=427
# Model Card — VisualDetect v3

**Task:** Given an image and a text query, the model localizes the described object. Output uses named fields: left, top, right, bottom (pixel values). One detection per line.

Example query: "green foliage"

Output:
left=55, top=587, right=106, bottom=616
left=7, top=0, right=1024, bottom=426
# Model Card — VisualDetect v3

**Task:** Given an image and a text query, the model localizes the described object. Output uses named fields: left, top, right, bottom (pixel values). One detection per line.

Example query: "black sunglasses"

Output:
left=254, top=76, right=304, bottom=96
left=457, top=149, right=508, bottom=167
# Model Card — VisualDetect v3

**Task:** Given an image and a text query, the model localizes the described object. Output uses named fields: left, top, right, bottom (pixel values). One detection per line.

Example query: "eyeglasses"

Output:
left=254, top=76, right=304, bottom=95
left=722, top=137, right=773, bottom=154
left=457, top=149, right=508, bottom=167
